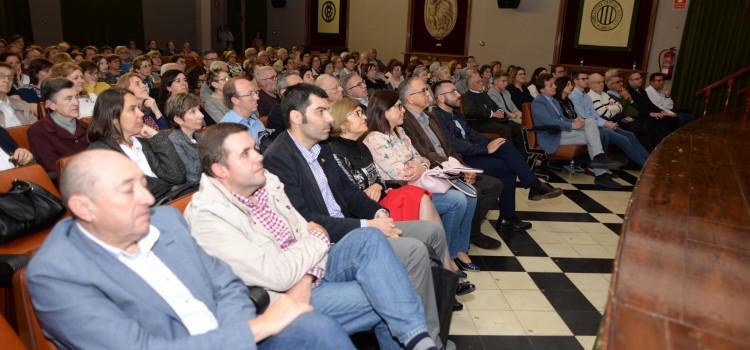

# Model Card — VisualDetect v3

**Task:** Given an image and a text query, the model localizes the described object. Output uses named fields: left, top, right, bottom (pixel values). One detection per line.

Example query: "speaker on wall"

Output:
left=497, top=0, right=520, bottom=8
left=271, top=0, right=286, bottom=8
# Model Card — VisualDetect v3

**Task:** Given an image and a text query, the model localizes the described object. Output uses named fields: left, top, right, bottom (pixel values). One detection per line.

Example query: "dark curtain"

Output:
left=60, top=0, right=144, bottom=48
left=244, top=0, right=267, bottom=49
left=672, top=0, right=750, bottom=115
left=0, top=0, right=33, bottom=41
left=227, top=0, right=242, bottom=52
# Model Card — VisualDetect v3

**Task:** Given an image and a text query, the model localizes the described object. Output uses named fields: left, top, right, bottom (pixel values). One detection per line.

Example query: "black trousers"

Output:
left=468, top=119, right=527, bottom=159
left=470, top=174, right=503, bottom=239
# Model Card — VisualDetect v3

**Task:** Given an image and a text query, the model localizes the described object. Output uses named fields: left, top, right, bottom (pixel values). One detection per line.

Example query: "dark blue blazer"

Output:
left=0, top=127, right=18, bottom=155
left=530, top=94, right=574, bottom=154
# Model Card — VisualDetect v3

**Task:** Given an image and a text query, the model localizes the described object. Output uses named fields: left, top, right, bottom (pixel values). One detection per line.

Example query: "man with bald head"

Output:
left=26, top=149, right=354, bottom=350
left=314, top=74, right=343, bottom=102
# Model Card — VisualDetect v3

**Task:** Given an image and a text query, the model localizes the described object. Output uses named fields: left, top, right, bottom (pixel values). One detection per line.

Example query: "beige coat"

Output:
left=184, top=172, right=328, bottom=302
left=0, top=95, right=36, bottom=127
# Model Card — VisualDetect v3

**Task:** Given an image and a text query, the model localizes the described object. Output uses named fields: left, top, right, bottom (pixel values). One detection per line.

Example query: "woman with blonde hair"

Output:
left=116, top=72, right=170, bottom=130
left=49, top=61, right=97, bottom=118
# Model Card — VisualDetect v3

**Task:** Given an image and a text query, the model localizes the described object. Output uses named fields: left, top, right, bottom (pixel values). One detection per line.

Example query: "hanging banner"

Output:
left=576, top=0, right=638, bottom=49
left=318, top=0, right=340, bottom=34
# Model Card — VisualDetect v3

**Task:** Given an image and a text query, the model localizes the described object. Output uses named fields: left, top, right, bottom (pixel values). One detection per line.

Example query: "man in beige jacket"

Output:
left=184, top=123, right=438, bottom=350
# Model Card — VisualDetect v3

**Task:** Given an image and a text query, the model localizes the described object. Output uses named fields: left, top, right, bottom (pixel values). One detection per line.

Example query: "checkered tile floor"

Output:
left=448, top=168, right=638, bottom=350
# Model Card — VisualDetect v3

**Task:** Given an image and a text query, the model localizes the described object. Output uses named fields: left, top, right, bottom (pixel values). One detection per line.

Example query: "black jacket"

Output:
left=462, top=90, right=499, bottom=121
left=88, top=132, right=186, bottom=200
left=0, top=127, right=18, bottom=155
left=262, top=132, right=383, bottom=242
left=432, top=107, right=491, bottom=157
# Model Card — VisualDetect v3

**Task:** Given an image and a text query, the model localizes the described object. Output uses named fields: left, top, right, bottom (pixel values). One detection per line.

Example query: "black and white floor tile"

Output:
left=448, top=168, right=639, bottom=350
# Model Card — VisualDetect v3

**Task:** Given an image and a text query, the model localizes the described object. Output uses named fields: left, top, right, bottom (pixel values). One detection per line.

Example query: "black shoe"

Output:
left=590, top=154, right=624, bottom=170
left=594, top=174, right=623, bottom=189
left=454, top=258, right=480, bottom=271
left=500, top=217, right=532, bottom=232
left=470, top=233, right=502, bottom=250
left=456, top=281, right=476, bottom=296
left=455, top=270, right=467, bottom=279
left=528, top=181, right=563, bottom=201
left=453, top=298, right=464, bottom=311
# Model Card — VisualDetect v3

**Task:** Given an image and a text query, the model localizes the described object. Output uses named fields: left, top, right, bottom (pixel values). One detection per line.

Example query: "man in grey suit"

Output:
left=26, top=149, right=354, bottom=350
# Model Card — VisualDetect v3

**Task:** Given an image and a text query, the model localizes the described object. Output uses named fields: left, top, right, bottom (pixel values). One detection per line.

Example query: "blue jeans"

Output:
left=258, top=311, right=355, bottom=349
left=599, top=127, right=649, bottom=167
left=464, top=142, right=536, bottom=220
left=311, top=228, right=429, bottom=350
left=432, top=189, right=476, bottom=258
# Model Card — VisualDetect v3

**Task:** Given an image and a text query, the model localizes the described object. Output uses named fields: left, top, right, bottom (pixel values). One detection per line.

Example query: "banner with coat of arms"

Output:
left=318, top=0, right=340, bottom=34
left=576, top=0, right=638, bottom=49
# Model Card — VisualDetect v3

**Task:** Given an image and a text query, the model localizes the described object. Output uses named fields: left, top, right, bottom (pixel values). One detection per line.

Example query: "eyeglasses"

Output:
left=236, top=90, right=259, bottom=98
left=611, top=80, right=623, bottom=84
left=259, top=74, right=277, bottom=81
left=348, top=109, right=365, bottom=118
left=347, top=81, right=365, bottom=90
left=391, top=103, right=405, bottom=111
left=409, top=87, right=431, bottom=96
left=0, top=74, right=13, bottom=82
left=215, top=76, right=231, bottom=82
left=439, top=89, right=459, bottom=96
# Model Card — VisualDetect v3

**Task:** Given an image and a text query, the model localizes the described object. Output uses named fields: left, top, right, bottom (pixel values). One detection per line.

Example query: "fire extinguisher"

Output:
left=659, top=47, right=677, bottom=79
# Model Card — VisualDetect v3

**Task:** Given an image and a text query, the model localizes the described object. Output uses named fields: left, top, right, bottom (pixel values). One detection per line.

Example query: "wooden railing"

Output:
left=695, top=65, right=750, bottom=118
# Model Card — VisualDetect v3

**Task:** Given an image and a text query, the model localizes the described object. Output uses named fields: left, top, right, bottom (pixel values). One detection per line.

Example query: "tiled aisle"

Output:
left=449, top=168, right=639, bottom=350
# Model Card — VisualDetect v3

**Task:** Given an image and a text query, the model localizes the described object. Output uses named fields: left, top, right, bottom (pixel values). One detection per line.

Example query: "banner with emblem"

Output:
left=317, top=0, right=340, bottom=34
left=576, top=0, right=638, bottom=49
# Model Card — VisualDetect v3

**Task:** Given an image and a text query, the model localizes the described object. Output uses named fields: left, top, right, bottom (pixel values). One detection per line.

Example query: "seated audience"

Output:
left=16, top=58, right=52, bottom=103
left=103, top=54, right=122, bottom=84
left=256, top=66, right=280, bottom=116
left=220, top=77, right=266, bottom=142
left=412, top=66, right=429, bottom=83
left=263, top=83, right=447, bottom=347
left=478, top=65, right=493, bottom=90
left=363, top=89, right=484, bottom=273
left=203, top=67, right=230, bottom=123
left=626, top=71, right=679, bottom=136
left=185, top=123, right=438, bottom=350
left=397, top=78, right=513, bottom=249
left=165, top=93, right=204, bottom=183
left=28, top=78, right=89, bottom=173
left=506, top=66, right=533, bottom=107
left=645, top=72, right=694, bottom=125
left=0, top=62, right=35, bottom=127
left=0, top=125, right=34, bottom=170
left=532, top=73, right=623, bottom=188
left=552, top=64, right=568, bottom=79
left=570, top=71, right=649, bottom=168
left=49, top=61, right=97, bottom=117
left=88, top=88, right=186, bottom=201
left=2, top=52, right=29, bottom=88
left=314, top=74, right=344, bottom=102
left=341, top=72, right=369, bottom=107
left=131, top=55, right=156, bottom=95
left=487, top=72, right=523, bottom=122
left=115, top=73, right=167, bottom=129
left=462, top=69, right=526, bottom=156
left=432, top=80, right=562, bottom=222
left=363, top=63, right=388, bottom=94
left=157, top=69, right=189, bottom=111
left=604, top=70, right=668, bottom=151
left=267, top=71, right=303, bottom=132
left=27, top=149, right=354, bottom=350
left=79, top=59, right=111, bottom=96
left=588, top=72, right=663, bottom=152
left=527, top=67, right=548, bottom=98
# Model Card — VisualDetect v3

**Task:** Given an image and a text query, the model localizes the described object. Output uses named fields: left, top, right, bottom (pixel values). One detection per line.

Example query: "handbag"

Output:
left=414, top=157, right=482, bottom=197
left=0, top=180, right=66, bottom=243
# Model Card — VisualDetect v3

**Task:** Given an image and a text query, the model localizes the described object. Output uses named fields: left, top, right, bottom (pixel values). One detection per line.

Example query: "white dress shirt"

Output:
left=0, top=147, right=14, bottom=171
left=119, top=137, right=157, bottom=178
left=77, top=223, right=219, bottom=335
left=0, top=96, right=21, bottom=127
left=645, top=85, right=676, bottom=113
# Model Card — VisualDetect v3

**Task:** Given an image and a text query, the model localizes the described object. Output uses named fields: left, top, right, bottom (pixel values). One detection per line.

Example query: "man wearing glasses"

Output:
left=220, top=77, right=266, bottom=142
left=0, top=62, right=35, bottom=127
left=341, top=72, right=369, bottom=107
left=256, top=66, right=279, bottom=116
